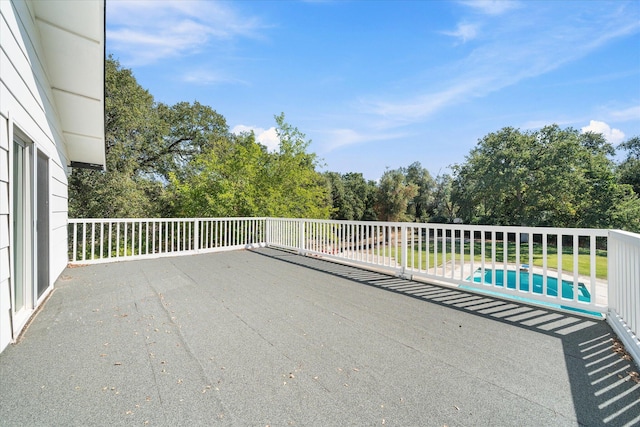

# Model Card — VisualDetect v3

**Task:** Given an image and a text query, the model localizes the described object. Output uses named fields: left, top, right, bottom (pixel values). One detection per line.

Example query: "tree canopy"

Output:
left=375, top=169, right=418, bottom=222
left=618, top=136, right=640, bottom=196
left=69, top=58, right=330, bottom=220
left=325, top=172, right=377, bottom=221
left=69, top=57, right=639, bottom=232
left=451, top=126, right=640, bottom=230
left=168, top=114, right=330, bottom=218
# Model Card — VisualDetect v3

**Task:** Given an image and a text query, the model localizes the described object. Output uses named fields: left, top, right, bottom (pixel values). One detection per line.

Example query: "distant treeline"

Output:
left=69, top=57, right=640, bottom=233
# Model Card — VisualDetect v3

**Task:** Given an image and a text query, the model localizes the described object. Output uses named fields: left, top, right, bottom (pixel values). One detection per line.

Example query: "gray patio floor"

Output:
left=1, top=247, right=639, bottom=426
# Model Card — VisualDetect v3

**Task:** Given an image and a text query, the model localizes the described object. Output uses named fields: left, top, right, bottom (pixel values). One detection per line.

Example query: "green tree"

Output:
left=168, top=131, right=271, bottom=217
left=170, top=114, right=331, bottom=219
left=453, top=127, right=538, bottom=225
left=344, top=173, right=378, bottom=221
left=147, top=101, right=229, bottom=181
left=375, top=168, right=417, bottom=222
left=325, top=172, right=377, bottom=221
left=69, top=56, right=163, bottom=218
left=452, top=124, right=640, bottom=230
left=325, top=172, right=347, bottom=220
left=618, top=136, right=640, bottom=195
left=266, top=113, right=331, bottom=218
left=431, top=174, right=459, bottom=223
left=450, top=164, right=482, bottom=224
left=69, top=56, right=229, bottom=218
left=608, top=187, right=640, bottom=232
left=403, top=161, right=435, bottom=221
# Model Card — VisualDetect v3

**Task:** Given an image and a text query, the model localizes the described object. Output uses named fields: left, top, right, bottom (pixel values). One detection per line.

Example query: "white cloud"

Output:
left=459, top=0, right=520, bottom=15
left=610, top=105, right=640, bottom=122
left=363, top=2, right=640, bottom=126
left=442, top=22, right=479, bottom=43
left=581, top=120, right=625, bottom=144
left=257, top=128, right=280, bottom=151
left=182, top=69, right=248, bottom=86
left=365, top=77, right=484, bottom=121
left=107, top=0, right=264, bottom=66
left=232, top=125, right=280, bottom=152
left=321, top=128, right=407, bottom=152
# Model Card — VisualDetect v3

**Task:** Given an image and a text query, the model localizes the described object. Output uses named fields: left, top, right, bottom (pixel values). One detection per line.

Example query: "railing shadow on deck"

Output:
left=251, top=247, right=640, bottom=427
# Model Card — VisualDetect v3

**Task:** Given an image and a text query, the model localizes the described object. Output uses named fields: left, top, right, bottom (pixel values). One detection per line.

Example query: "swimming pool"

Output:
left=469, top=268, right=592, bottom=303
left=460, top=268, right=601, bottom=317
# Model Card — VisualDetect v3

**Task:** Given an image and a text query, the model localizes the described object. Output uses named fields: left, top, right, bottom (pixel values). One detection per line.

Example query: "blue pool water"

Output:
left=470, top=269, right=591, bottom=303
left=461, top=268, right=601, bottom=317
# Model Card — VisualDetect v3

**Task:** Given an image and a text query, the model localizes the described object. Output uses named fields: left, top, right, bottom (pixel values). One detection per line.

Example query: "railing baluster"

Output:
left=558, top=234, right=563, bottom=298
left=162, top=221, right=167, bottom=253
left=433, top=227, right=438, bottom=274
left=90, top=222, right=95, bottom=260
left=99, top=222, right=104, bottom=259
left=72, top=222, right=77, bottom=262
left=439, top=228, right=444, bottom=276
left=515, top=232, right=520, bottom=292
left=590, top=235, right=596, bottom=304
left=459, top=229, right=464, bottom=281
left=573, top=234, right=579, bottom=302
left=108, top=222, right=112, bottom=259
left=170, top=221, right=174, bottom=252
left=491, top=231, right=496, bottom=288
left=115, top=222, right=120, bottom=258
left=450, top=229, right=456, bottom=280
left=479, top=230, right=485, bottom=286
left=528, top=232, right=533, bottom=295
left=125, top=222, right=129, bottom=257
left=504, top=232, right=509, bottom=288
left=81, top=221, right=87, bottom=261
left=542, top=232, right=548, bottom=298
left=151, top=221, right=156, bottom=254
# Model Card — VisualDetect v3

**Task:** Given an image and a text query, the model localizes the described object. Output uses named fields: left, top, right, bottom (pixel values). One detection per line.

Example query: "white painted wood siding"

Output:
left=0, top=117, right=10, bottom=351
left=0, top=0, right=72, bottom=352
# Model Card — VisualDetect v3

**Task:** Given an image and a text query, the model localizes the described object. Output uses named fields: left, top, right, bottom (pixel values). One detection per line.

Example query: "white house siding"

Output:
left=0, top=118, right=10, bottom=352
left=50, top=164, right=69, bottom=289
left=0, top=0, right=72, bottom=353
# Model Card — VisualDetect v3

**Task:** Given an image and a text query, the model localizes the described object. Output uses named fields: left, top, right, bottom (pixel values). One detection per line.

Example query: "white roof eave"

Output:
left=33, top=0, right=106, bottom=169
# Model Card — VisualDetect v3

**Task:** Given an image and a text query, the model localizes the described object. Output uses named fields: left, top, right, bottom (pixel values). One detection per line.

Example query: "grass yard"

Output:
left=403, top=240, right=608, bottom=279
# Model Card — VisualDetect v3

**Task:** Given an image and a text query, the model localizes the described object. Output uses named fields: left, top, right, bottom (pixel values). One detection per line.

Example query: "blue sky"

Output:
left=106, top=0, right=640, bottom=180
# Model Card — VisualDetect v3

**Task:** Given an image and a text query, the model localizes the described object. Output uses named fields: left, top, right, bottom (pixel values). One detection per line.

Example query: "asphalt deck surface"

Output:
left=1, top=247, right=639, bottom=427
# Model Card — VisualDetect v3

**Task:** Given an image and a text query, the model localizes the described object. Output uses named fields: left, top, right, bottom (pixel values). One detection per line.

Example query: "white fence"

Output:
left=607, top=230, right=640, bottom=368
left=68, top=217, right=638, bottom=365
left=267, top=218, right=609, bottom=315
left=68, top=218, right=266, bottom=263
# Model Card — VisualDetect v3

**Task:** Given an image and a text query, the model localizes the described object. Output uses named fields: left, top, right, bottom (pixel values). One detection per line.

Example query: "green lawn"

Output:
left=403, top=241, right=608, bottom=279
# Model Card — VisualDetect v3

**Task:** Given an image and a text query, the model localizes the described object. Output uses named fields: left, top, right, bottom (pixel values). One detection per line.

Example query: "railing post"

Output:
left=299, top=219, right=306, bottom=255
left=72, top=221, right=77, bottom=263
left=265, top=218, right=271, bottom=246
left=606, top=229, right=640, bottom=369
left=401, top=224, right=408, bottom=278
left=194, top=219, right=200, bottom=253
left=82, top=221, right=87, bottom=261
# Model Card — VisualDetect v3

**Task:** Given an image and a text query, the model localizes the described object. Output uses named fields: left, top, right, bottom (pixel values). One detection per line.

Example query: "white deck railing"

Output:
left=68, top=217, right=266, bottom=264
left=607, top=230, right=640, bottom=367
left=267, top=219, right=609, bottom=315
left=68, top=216, right=639, bottom=365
